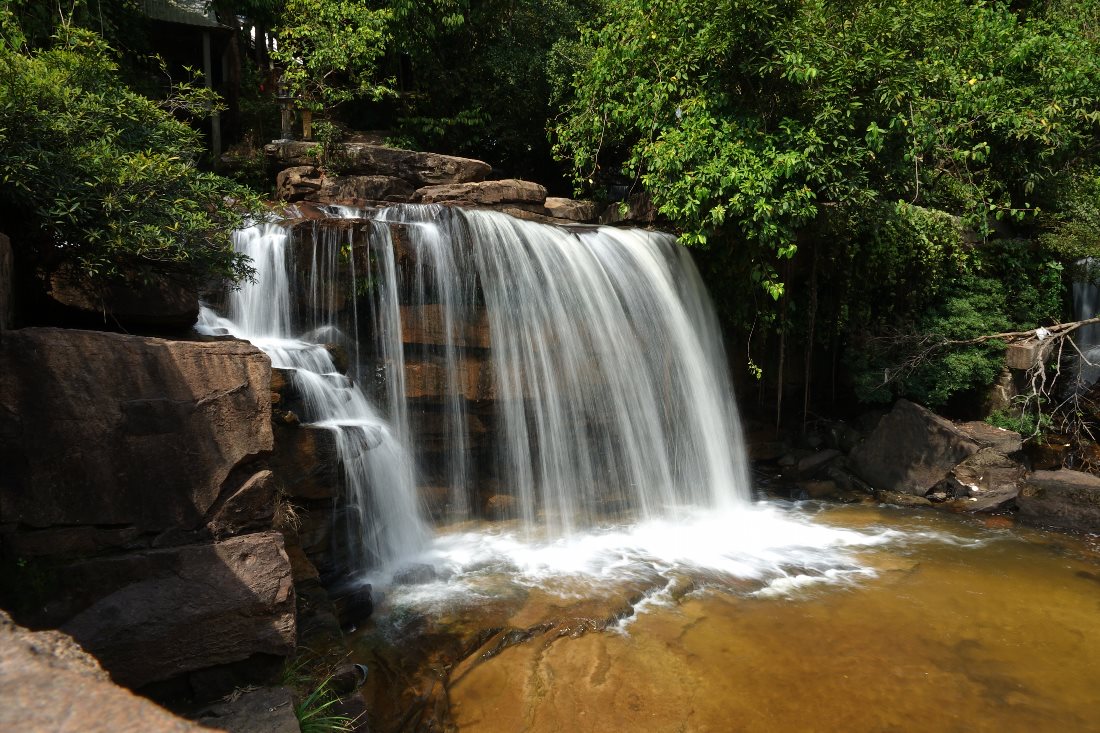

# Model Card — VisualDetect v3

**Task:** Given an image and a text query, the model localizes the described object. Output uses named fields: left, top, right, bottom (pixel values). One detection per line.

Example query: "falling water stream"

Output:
left=200, top=206, right=1100, bottom=731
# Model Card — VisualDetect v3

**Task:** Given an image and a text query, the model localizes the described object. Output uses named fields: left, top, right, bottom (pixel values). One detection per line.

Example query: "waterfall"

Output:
left=202, top=205, right=751, bottom=571
left=1074, top=258, right=1100, bottom=386
left=198, top=220, right=429, bottom=571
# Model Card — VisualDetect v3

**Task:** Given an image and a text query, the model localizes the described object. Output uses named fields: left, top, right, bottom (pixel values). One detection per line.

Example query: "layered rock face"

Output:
left=267, top=140, right=613, bottom=224
left=0, top=328, right=295, bottom=692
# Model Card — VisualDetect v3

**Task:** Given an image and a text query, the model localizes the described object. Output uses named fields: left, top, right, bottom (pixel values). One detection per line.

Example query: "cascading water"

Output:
left=376, top=205, right=751, bottom=536
left=198, top=220, right=429, bottom=571
left=202, top=204, right=912, bottom=601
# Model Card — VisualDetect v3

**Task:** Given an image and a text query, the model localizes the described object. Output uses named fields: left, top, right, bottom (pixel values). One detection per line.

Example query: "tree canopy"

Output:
left=0, top=5, right=260, bottom=290
left=551, top=0, right=1100, bottom=407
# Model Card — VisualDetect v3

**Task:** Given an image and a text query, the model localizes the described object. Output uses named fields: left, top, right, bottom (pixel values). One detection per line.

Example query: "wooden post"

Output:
left=301, top=109, right=313, bottom=140
left=202, top=30, right=222, bottom=156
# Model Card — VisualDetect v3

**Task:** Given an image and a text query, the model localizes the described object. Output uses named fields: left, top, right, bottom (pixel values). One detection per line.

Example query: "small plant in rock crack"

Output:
left=294, top=675, right=358, bottom=733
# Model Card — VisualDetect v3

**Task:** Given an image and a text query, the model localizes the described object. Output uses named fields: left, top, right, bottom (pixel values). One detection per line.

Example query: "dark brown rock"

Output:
left=798, top=480, right=839, bottom=499
left=796, top=449, right=841, bottom=478
left=598, top=193, right=657, bottom=225
left=270, top=424, right=340, bottom=500
left=319, top=175, right=415, bottom=204
left=849, top=399, right=979, bottom=496
left=943, top=449, right=1025, bottom=513
left=274, top=165, right=321, bottom=201
left=543, top=197, right=598, bottom=222
left=0, top=329, right=273, bottom=532
left=874, top=489, right=933, bottom=507
left=956, top=421, right=1023, bottom=455
left=61, top=532, right=296, bottom=688
left=400, top=304, right=490, bottom=348
left=1017, top=469, right=1100, bottom=531
left=278, top=166, right=416, bottom=205
left=196, top=686, right=299, bottom=733
left=47, top=268, right=199, bottom=330
left=206, top=470, right=277, bottom=539
left=485, top=494, right=517, bottom=517
left=414, top=178, right=547, bottom=207
left=0, top=610, right=208, bottom=733
left=265, top=142, right=491, bottom=186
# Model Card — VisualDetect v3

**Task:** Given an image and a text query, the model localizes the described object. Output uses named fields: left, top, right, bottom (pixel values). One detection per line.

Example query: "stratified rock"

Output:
left=543, top=197, right=598, bottom=222
left=278, top=167, right=416, bottom=205
left=47, top=268, right=199, bottom=330
left=275, top=165, right=321, bottom=201
left=943, top=449, right=1025, bottom=513
left=319, top=175, right=415, bottom=204
left=61, top=532, right=296, bottom=688
left=0, top=329, right=273, bottom=534
left=400, top=304, right=490, bottom=348
left=849, top=399, right=979, bottom=496
left=1017, top=469, right=1100, bottom=531
left=196, top=687, right=299, bottom=733
left=265, top=142, right=491, bottom=186
left=0, top=610, right=208, bottom=733
left=415, top=178, right=547, bottom=208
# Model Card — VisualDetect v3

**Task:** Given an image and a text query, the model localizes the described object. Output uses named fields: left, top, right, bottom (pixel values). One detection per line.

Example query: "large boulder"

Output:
left=47, top=268, right=199, bottom=331
left=265, top=142, right=491, bottom=186
left=0, top=329, right=273, bottom=535
left=1017, top=469, right=1100, bottom=531
left=276, top=166, right=415, bottom=205
left=60, top=532, right=296, bottom=688
left=543, top=197, right=598, bottom=223
left=849, top=399, right=979, bottom=496
left=0, top=610, right=209, bottom=732
left=414, top=179, right=547, bottom=208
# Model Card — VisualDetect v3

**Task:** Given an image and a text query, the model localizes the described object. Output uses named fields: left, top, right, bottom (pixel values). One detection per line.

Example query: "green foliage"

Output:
left=385, top=0, right=598, bottom=179
left=987, top=402, right=1051, bottom=438
left=294, top=676, right=355, bottom=733
left=272, top=0, right=392, bottom=112
left=0, top=18, right=260, bottom=288
left=554, top=0, right=1100, bottom=295
left=843, top=230, right=1063, bottom=407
